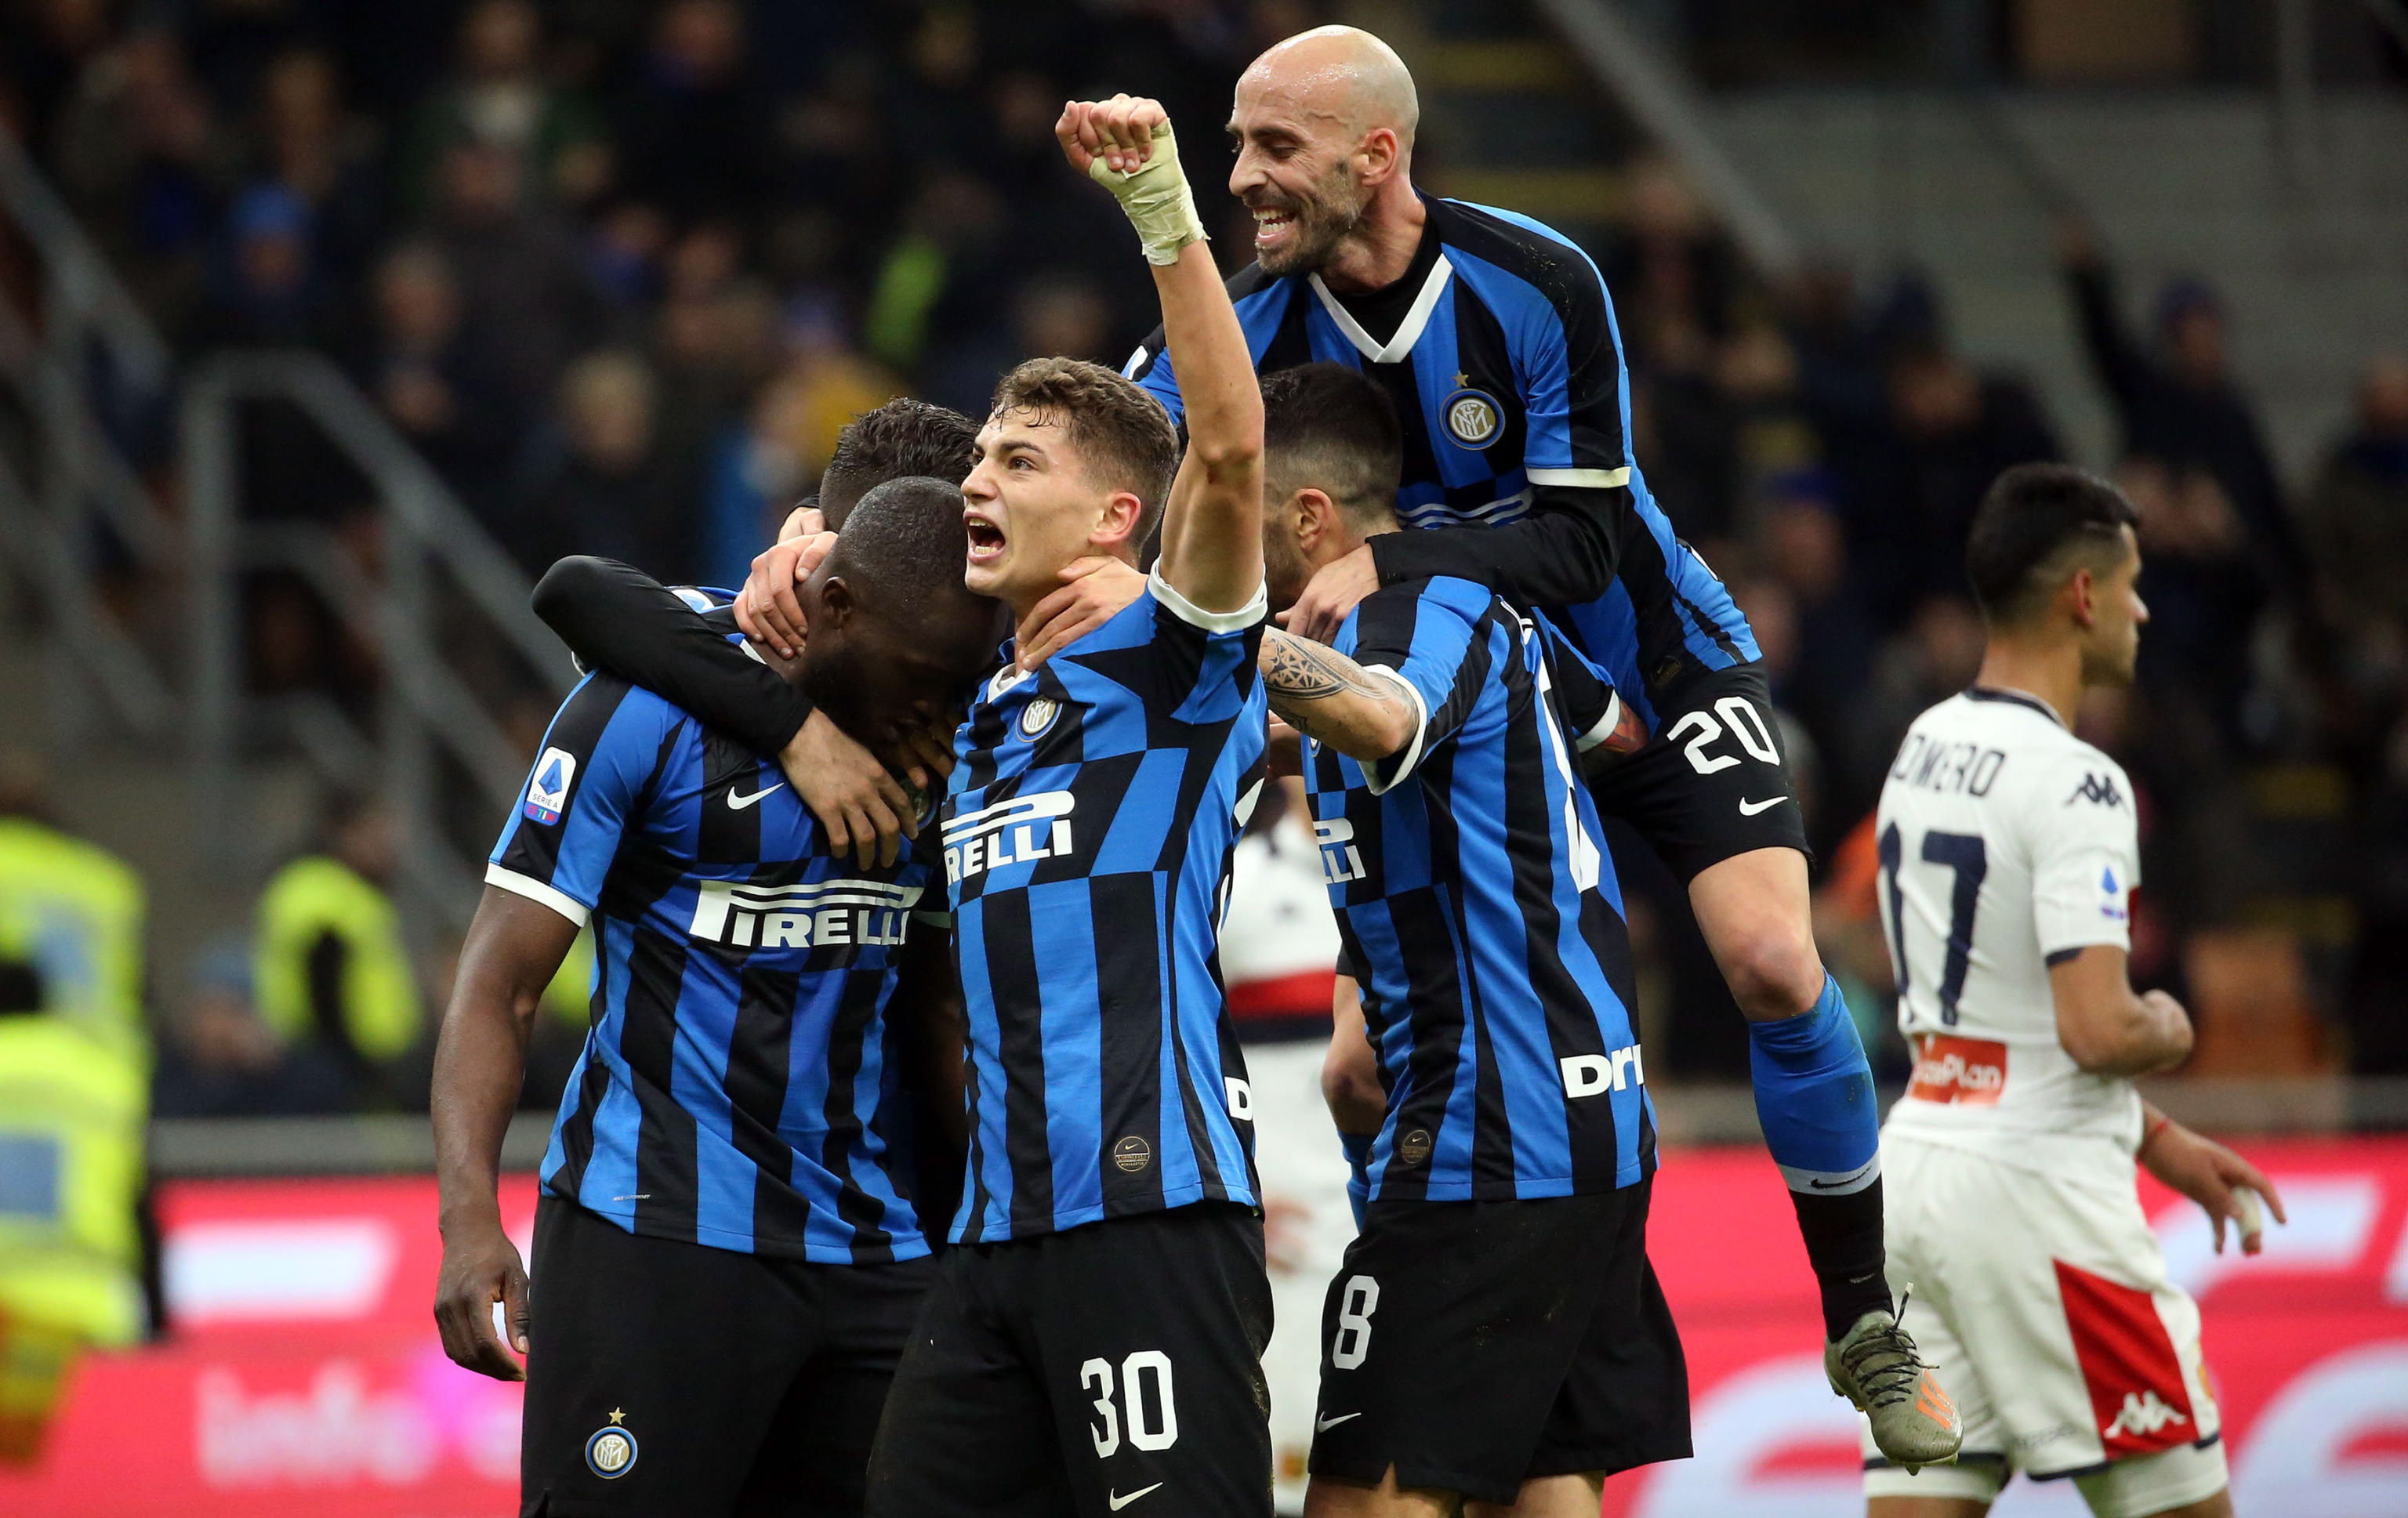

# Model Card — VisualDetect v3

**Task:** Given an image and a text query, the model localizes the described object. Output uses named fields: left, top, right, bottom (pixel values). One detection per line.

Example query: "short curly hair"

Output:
left=820, top=398, right=982, bottom=528
left=991, top=357, right=1180, bottom=548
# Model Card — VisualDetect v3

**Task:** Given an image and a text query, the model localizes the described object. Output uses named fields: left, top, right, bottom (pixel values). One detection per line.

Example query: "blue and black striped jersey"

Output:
left=488, top=665, right=941, bottom=1265
left=942, top=571, right=1267, bottom=1243
left=1309, top=575, right=1656, bottom=1201
left=1128, top=195, right=1757, bottom=732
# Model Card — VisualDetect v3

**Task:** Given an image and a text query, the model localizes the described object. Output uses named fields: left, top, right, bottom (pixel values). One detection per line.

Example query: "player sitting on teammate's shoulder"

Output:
left=1125, top=27, right=1943, bottom=1458
left=1866, top=462, right=2287, bottom=1518
left=430, top=478, right=1003, bottom=1517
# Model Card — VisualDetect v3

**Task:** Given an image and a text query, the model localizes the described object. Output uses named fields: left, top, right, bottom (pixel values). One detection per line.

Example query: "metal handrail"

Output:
left=1529, top=0, right=1803, bottom=277
left=182, top=351, right=570, bottom=932
left=0, top=130, right=170, bottom=386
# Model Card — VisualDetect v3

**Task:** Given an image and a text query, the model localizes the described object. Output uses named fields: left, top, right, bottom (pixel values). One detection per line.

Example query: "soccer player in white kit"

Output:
left=1863, top=465, right=2287, bottom=1518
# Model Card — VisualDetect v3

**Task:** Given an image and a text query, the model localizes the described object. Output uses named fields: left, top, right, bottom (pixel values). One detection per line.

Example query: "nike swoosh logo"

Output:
left=1108, top=1484, right=1163, bottom=1510
left=1738, top=795, right=1788, bottom=816
left=1315, top=1411, right=1362, bottom=1432
left=727, top=783, right=785, bottom=810
left=1808, top=1160, right=1878, bottom=1190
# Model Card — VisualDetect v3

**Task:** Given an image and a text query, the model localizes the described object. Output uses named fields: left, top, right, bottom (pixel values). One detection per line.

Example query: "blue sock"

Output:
left=1747, top=973, right=1880, bottom=1190
left=1748, top=974, right=1890, bottom=1337
left=1338, top=1131, right=1372, bottom=1230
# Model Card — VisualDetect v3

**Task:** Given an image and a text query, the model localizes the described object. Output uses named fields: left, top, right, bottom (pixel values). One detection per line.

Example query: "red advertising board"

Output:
left=4, top=1140, right=2406, bottom=1516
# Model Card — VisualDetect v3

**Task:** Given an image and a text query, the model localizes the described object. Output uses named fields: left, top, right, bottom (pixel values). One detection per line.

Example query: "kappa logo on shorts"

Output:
left=1112, top=1136, right=1153, bottom=1173
left=585, top=1410, right=638, bottom=1479
left=2103, top=1390, right=2189, bottom=1440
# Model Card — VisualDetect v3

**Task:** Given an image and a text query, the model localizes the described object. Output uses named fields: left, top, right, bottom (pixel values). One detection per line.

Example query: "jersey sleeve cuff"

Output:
left=1147, top=568, right=1267, bottom=632
left=1525, top=466, right=1631, bottom=490
left=485, top=864, right=593, bottom=927
left=1572, top=691, right=1624, bottom=754
left=1361, top=665, right=1431, bottom=795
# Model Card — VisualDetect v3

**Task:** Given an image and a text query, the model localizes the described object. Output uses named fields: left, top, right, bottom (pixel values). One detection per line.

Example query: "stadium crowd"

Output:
left=4, top=0, right=2406, bottom=1107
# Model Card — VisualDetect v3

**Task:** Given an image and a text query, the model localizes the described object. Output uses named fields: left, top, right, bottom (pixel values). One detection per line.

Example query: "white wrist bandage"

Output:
left=1090, top=120, right=1207, bottom=266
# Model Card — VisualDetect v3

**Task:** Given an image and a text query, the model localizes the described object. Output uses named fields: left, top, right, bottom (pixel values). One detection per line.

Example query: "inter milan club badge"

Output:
left=586, top=1412, right=638, bottom=1480
left=1018, top=696, right=1060, bottom=740
left=1441, top=386, right=1503, bottom=450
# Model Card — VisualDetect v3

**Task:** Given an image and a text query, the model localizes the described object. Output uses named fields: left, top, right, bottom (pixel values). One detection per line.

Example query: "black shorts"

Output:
left=1587, top=660, right=1811, bottom=882
left=520, top=1196, right=934, bottom=1518
left=866, top=1202, right=1274, bottom=1518
left=1308, top=1181, right=1691, bottom=1505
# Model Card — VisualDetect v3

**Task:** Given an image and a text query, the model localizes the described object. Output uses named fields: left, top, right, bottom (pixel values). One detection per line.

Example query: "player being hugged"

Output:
left=1866, top=463, right=2286, bottom=1518
left=860, top=94, right=1279, bottom=1517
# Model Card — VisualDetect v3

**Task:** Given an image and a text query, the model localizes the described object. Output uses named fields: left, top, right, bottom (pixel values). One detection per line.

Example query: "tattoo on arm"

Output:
left=1260, top=629, right=1410, bottom=752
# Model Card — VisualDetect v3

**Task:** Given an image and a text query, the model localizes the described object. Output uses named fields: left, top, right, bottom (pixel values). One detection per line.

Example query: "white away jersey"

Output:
left=1874, top=688, right=2145, bottom=1147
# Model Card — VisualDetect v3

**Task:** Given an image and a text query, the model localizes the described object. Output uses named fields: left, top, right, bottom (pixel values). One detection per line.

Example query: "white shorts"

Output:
left=1860, top=1130, right=2228, bottom=1517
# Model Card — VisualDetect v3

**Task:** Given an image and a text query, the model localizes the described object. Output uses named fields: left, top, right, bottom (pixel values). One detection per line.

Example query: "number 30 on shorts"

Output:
left=1080, top=1352, right=1178, bottom=1457
left=1666, top=697, right=1780, bottom=776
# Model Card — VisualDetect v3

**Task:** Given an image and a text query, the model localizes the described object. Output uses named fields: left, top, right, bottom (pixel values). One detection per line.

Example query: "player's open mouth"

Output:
left=1252, top=205, right=1298, bottom=248
left=966, top=517, right=1006, bottom=562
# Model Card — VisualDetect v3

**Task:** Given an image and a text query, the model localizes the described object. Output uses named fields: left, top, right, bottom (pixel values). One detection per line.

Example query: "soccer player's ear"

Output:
left=1293, top=488, right=1336, bottom=554
left=818, top=575, right=856, bottom=632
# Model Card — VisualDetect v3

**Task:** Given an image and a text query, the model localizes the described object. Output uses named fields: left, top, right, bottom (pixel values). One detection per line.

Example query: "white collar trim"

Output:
left=1307, top=255, right=1455, bottom=364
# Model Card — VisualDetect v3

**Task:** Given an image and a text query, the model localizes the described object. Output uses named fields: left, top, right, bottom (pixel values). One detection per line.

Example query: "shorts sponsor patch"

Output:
left=1906, top=1034, right=2007, bottom=1106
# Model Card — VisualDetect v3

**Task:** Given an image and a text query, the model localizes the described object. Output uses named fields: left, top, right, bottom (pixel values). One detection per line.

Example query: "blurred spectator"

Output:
left=611, top=0, right=767, bottom=225
left=924, top=270, right=1114, bottom=417
left=1750, top=480, right=1883, bottom=813
left=190, top=181, right=335, bottom=347
left=509, top=349, right=693, bottom=580
left=1605, top=156, right=1744, bottom=364
left=252, top=792, right=425, bottom=1108
left=1851, top=342, right=2060, bottom=624
left=2118, top=456, right=2267, bottom=751
left=399, top=0, right=610, bottom=215
left=2059, top=219, right=2299, bottom=578
left=2308, top=357, right=2408, bottom=634
left=865, top=168, right=1009, bottom=382
left=425, top=137, right=610, bottom=418
left=0, top=984, right=148, bottom=1462
left=47, top=27, right=227, bottom=335
left=356, top=241, right=519, bottom=512
left=247, top=47, right=384, bottom=283
left=0, top=751, right=146, bottom=1065
left=150, top=942, right=350, bottom=1118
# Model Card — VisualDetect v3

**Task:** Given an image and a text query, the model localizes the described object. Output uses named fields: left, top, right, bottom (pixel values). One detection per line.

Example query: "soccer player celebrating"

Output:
left=430, top=480, right=1001, bottom=1516
left=1119, top=24, right=1944, bottom=1455
left=1867, top=463, right=2286, bottom=1518
left=853, top=93, right=1276, bottom=1518
left=1258, top=363, right=1687, bottom=1516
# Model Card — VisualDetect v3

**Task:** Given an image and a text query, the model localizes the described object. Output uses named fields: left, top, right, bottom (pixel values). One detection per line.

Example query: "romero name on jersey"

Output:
left=1874, top=687, right=2144, bottom=1149
left=944, top=571, right=1269, bottom=1244
left=489, top=668, right=943, bottom=1264
left=1311, top=574, right=1653, bottom=1202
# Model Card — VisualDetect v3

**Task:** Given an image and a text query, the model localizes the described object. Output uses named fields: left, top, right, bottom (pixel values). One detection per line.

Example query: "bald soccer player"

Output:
left=1116, top=24, right=1961, bottom=1482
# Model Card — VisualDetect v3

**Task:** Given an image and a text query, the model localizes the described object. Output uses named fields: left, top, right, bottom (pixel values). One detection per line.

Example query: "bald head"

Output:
left=1229, top=27, right=1422, bottom=278
left=1239, top=25, right=1418, bottom=153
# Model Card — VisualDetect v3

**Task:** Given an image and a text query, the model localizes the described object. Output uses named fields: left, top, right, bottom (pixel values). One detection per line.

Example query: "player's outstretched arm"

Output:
left=1260, top=628, right=1415, bottom=762
left=2137, top=1100, right=2288, bottom=1256
left=1061, top=96, right=1263, bottom=614
left=532, top=556, right=923, bottom=868
left=2048, top=944, right=2194, bottom=1076
left=431, top=886, right=577, bottom=1382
